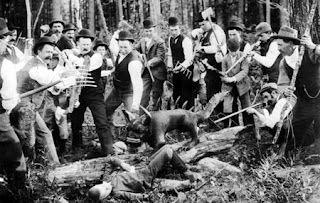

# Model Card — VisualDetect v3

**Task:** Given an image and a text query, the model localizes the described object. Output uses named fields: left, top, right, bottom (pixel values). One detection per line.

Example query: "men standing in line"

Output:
left=194, top=11, right=227, bottom=113
left=273, top=26, right=320, bottom=148
left=105, top=30, right=143, bottom=143
left=0, top=18, right=28, bottom=202
left=250, top=22, right=282, bottom=83
left=167, top=17, right=196, bottom=109
left=70, top=29, right=114, bottom=156
left=135, top=19, right=166, bottom=111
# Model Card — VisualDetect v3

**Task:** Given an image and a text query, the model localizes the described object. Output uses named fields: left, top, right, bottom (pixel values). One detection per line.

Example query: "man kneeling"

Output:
left=88, top=145, right=201, bottom=201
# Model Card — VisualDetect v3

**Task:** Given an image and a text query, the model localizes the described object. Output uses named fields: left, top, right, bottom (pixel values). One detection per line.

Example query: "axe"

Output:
left=201, top=7, right=224, bottom=57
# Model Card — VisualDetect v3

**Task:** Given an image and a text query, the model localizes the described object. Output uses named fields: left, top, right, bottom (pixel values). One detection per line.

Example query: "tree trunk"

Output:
left=216, top=0, right=224, bottom=26
left=61, top=0, right=71, bottom=23
left=279, top=0, right=290, bottom=26
left=258, top=1, right=265, bottom=22
left=238, top=0, right=244, bottom=21
left=25, top=0, right=32, bottom=40
left=138, top=0, right=144, bottom=23
left=73, top=0, right=82, bottom=29
left=96, top=0, right=109, bottom=36
left=117, top=0, right=124, bottom=21
left=149, top=0, right=161, bottom=33
left=88, top=0, right=95, bottom=34
left=52, top=0, right=62, bottom=20
left=182, top=0, right=189, bottom=29
left=266, top=0, right=270, bottom=24
left=46, top=126, right=245, bottom=185
left=170, top=0, right=176, bottom=17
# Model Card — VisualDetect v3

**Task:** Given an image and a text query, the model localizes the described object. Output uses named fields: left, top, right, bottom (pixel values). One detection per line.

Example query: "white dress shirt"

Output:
left=253, top=40, right=281, bottom=67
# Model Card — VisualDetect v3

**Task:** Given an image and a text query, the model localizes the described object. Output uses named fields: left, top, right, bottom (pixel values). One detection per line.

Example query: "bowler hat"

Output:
left=33, top=36, right=56, bottom=54
left=227, top=38, right=240, bottom=52
left=260, top=83, right=278, bottom=94
left=116, top=30, right=134, bottom=43
left=63, top=23, right=77, bottom=33
left=255, top=22, right=272, bottom=36
left=76, top=29, right=94, bottom=41
left=271, top=26, right=300, bottom=45
left=143, top=19, right=155, bottom=29
left=194, top=11, right=216, bottom=23
left=227, top=20, right=244, bottom=31
left=93, top=39, right=108, bottom=50
left=49, top=17, right=65, bottom=28
left=0, top=18, right=13, bottom=36
left=168, top=17, right=180, bottom=26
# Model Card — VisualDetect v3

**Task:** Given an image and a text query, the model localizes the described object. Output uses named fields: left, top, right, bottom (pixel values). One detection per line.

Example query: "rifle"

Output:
left=272, top=0, right=319, bottom=145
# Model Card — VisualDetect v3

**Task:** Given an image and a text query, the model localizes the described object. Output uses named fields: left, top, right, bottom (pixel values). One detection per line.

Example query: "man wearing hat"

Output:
left=0, top=17, right=29, bottom=201
left=135, top=19, right=166, bottom=111
left=194, top=10, right=227, bottom=113
left=70, top=29, right=114, bottom=156
left=109, top=20, right=133, bottom=58
left=250, top=22, right=282, bottom=83
left=62, top=23, right=77, bottom=48
left=221, top=38, right=253, bottom=127
left=104, top=30, right=143, bottom=142
left=167, top=16, right=197, bottom=109
left=11, top=36, right=77, bottom=165
left=273, top=26, right=320, bottom=149
left=226, top=19, right=251, bottom=54
left=49, top=18, right=73, bottom=51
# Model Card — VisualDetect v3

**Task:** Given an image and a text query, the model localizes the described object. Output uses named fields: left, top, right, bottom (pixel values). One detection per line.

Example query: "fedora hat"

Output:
left=116, top=30, right=134, bottom=43
left=0, top=18, right=13, bottom=36
left=194, top=11, right=216, bottom=23
left=93, top=39, right=108, bottom=50
left=63, top=23, right=77, bottom=33
left=271, top=26, right=300, bottom=45
left=143, top=19, right=155, bottom=29
left=76, top=29, right=94, bottom=41
left=49, top=17, right=65, bottom=28
left=33, top=36, right=56, bottom=54
left=227, top=20, right=244, bottom=31
left=255, top=22, right=272, bottom=36
left=168, top=16, right=180, bottom=26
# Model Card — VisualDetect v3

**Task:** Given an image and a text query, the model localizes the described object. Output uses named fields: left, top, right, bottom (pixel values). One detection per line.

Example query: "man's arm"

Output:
left=180, top=37, right=193, bottom=68
left=167, top=37, right=173, bottom=68
left=128, top=60, right=143, bottom=111
left=109, top=31, right=120, bottom=57
left=253, top=41, right=280, bottom=67
left=89, top=53, right=103, bottom=71
left=234, top=55, right=249, bottom=82
left=148, top=39, right=166, bottom=68
left=201, top=25, right=227, bottom=55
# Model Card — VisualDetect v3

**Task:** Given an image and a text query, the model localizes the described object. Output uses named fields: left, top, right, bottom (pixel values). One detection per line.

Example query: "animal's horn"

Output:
left=139, top=105, right=152, bottom=118
left=156, top=97, right=162, bottom=110
left=182, top=101, right=188, bottom=109
left=174, top=96, right=181, bottom=109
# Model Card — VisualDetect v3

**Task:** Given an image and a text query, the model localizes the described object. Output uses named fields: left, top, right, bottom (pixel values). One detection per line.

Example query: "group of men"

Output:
left=1, top=9, right=320, bottom=202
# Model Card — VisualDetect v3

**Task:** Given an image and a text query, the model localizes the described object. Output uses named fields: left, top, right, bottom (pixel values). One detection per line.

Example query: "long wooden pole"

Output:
left=25, top=0, right=32, bottom=39
left=20, top=80, right=62, bottom=99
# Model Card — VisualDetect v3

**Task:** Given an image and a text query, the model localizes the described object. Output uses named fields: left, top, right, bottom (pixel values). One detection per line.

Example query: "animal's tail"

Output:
left=196, top=91, right=229, bottom=122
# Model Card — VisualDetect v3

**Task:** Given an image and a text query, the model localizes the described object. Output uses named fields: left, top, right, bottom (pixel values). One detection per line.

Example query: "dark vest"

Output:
left=201, top=29, right=220, bottom=69
left=17, top=57, right=45, bottom=109
left=113, top=50, right=140, bottom=93
left=260, top=38, right=282, bottom=83
left=0, top=56, right=5, bottom=113
left=79, top=51, right=104, bottom=95
left=170, top=35, right=186, bottom=67
left=239, top=40, right=246, bottom=52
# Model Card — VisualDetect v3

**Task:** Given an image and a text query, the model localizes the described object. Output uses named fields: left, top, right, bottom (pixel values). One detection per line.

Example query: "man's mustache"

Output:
left=45, top=56, right=52, bottom=60
left=54, top=30, right=61, bottom=34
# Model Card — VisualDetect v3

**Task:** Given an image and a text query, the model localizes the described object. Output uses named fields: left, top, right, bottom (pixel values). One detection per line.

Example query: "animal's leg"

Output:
left=185, top=124, right=200, bottom=150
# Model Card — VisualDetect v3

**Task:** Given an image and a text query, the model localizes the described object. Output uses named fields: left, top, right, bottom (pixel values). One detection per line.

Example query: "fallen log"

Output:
left=46, top=126, right=246, bottom=185
left=197, top=157, right=242, bottom=174
left=153, top=179, right=192, bottom=192
left=273, top=164, right=320, bottom=179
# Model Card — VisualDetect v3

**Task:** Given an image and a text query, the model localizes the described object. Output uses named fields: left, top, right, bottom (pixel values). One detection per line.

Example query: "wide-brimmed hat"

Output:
left=194, top=11, right=216, bottom=23
left=76, top=29, right=94, bottom=41
left=0, top=18, right=13, bottom=36
left=260, top=83, right=278, bottom=94
left=116, top=30, right=134, bottom=43
left=271, top=26, right=300, bottom=45
left=255, top=22, right=272, bottom=36
left=168, top=16, right=180, bottom=26
left=7, top=22, right=20, bottom=31
left=93, top=39, right=108, bottom=50
left=49, top=17, right=65, bottom=28
left=33, top=36, right=56, bottom=54
left=63, top=23, right=77, bottom=33
left=143, top=19, right=155, bottom=29
left=227, top=20, right=244, bottom=31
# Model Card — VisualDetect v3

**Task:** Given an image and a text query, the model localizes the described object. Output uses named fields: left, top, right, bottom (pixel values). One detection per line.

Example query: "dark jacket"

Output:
left=135, top=35, right=167, bottom=81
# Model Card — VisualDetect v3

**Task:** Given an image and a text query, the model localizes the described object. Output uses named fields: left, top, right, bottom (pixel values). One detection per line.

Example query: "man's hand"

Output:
left=284, top=86, right=296, bottom=97
left=2, top=93, right=20, bottom=113
left=215, top=52, right=224, bottom=63
left=301, top=34, right=316, bottom=50
left=61, top=76, right=76, bottom=88
left=183, top=169, right=203, bottom=183
left=221, top=76, right=236, bottom=83
left=246, top=108, right=257, bottom=115
left=173, top=64, right=186, bottom=73
left=55, top=106, right=66, bottom=122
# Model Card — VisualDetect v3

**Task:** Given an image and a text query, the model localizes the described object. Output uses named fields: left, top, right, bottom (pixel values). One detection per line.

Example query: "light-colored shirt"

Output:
left=201, top=24, right=227, bottom=55
left=253, top=40, right=280, bottom=67
left=167, top=35, right=193, bottom=68
left=1, top=58, right=18, bottom=110
left=109, top=30, right=120, bottom=59
left=262, top=98, right=293, bottom=128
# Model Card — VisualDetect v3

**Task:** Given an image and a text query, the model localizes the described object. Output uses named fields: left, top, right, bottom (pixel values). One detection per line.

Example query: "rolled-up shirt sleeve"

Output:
left=180, top=37, right=193, bottom=68
left=202, top=26, right=227, bottom=55
left=263, top=98, right=293, bottom=128
left=167, top=37, right=173, bottom=68
left=253, top=41, right=280, bottom=68
left=128, top=60, right=143, bottom=109
left=29, top=65, right=60, bottom=86
left=1, top=58, right=18, bottom=100
left=89, top=53, right=103, bottom=71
